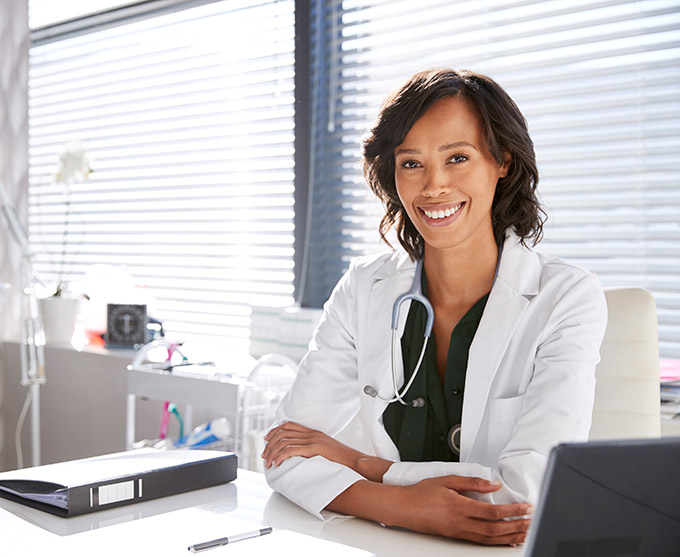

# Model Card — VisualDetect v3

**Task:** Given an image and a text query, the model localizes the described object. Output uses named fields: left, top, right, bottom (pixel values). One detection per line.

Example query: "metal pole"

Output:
left=30, top=383, right=41, bottom=465
left=2, top=179, right=45, bottom=467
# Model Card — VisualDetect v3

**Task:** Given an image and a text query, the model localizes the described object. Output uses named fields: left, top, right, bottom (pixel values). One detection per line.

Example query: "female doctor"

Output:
left=262, top=68, right=608, bottom=546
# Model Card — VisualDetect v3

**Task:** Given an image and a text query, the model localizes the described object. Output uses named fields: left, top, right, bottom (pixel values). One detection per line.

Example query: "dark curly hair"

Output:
left=362, top=68, right=545, bottom=260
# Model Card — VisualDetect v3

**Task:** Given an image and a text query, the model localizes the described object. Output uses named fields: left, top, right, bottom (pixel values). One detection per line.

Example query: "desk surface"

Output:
left=0, top=468, right=525, bottom=557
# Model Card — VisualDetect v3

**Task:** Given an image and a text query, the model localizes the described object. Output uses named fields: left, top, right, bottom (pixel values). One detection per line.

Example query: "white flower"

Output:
left=55, top=143, right=92, bottom=185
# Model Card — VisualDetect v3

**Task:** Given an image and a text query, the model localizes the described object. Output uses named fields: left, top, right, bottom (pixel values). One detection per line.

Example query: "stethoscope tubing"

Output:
left=364, top=258, right=432, bottom=407
left=391, top=258, right=434, bottom=337
left=364, top=242, right=503, bottom=408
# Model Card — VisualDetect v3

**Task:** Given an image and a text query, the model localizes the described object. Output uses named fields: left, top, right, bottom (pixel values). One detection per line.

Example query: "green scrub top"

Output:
left=383, top=271, right=488, bottom=462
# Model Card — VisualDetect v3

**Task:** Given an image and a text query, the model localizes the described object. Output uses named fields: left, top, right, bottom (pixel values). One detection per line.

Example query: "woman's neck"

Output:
left=423, top=232, right=499, bottom=309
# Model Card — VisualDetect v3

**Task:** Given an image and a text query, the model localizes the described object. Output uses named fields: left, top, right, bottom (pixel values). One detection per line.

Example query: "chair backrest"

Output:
left=589, top=287, right=661, bottom=440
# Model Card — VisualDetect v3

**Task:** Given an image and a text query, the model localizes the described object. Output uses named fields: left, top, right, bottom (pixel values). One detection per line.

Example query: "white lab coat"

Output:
left=264, top=230, right=608, bottom=519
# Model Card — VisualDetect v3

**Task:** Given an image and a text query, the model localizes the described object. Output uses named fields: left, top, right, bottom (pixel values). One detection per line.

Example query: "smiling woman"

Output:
left=262, top=68, right=608, bottom=546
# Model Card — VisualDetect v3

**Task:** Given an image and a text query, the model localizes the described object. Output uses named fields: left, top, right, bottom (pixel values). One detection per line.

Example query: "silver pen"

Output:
left=188, top=527, right=273, bottom=553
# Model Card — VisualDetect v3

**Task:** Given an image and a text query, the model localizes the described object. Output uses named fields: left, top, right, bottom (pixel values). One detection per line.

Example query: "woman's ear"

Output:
left=499, top=152, right=512, bottom=178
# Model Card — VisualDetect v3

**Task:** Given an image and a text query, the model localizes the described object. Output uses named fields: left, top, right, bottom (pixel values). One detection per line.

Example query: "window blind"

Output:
left=28, top=0, right=296, bottom=348
left=307, top=0, right=680, bottom=358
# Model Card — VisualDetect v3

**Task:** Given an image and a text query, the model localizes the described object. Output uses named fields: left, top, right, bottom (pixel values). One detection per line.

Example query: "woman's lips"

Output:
left=419, top=202, right=465, bottom=226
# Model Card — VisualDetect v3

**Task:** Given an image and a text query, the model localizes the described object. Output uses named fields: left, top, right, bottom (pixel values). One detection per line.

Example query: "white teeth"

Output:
left=423, top=203, right=462, bottom=219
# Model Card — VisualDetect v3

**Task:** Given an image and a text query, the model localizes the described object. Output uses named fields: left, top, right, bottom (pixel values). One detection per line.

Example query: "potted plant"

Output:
left=39, top=143, right=92, bottom=343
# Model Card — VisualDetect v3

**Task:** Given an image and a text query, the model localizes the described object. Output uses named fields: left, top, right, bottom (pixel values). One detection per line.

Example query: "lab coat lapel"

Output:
left=460, top=233, right=540, bottom=461
left=361, top=255, right=415, bottom=458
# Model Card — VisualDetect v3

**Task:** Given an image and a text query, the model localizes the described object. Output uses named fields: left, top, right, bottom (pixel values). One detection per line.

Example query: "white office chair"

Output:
left=589, top=287, right=661, bottom=440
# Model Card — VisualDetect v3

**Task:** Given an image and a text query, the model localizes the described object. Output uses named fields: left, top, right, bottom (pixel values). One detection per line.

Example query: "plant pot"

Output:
left=39, top=296, right=81, bottom=344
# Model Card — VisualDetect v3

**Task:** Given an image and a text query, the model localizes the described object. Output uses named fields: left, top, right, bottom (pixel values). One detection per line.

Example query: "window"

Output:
left=307, top=0, right=680, bottom=358
left=28, top=0, right=680, bottom=358
left=28, top=0, right=296, bottom=349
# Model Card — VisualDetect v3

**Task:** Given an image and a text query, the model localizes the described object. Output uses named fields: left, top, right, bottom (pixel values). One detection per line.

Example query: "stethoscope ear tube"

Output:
left=390, top=258, right=434, bottom=337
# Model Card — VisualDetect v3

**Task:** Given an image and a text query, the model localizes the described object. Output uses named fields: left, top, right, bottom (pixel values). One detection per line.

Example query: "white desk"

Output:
left=0, top=468, right=525, bottom=557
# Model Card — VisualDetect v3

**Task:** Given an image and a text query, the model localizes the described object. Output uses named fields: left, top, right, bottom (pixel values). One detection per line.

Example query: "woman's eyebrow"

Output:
left=395, top=147, right=420, bottom=156
left=395, top=141, right=479, bottom=156
left=439, top=141, right=478, bottom=152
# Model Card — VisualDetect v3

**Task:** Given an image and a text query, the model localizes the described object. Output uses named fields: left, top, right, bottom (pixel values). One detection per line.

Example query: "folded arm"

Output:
left=263, top=421, right=392, bottom=482
left=263, top=421, right=532, bottom=545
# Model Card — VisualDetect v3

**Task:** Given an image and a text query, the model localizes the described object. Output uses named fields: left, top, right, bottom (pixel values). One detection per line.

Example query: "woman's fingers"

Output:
left=453, top=490, right=532, bottom=545
left=437, top=475, right=533, bottom=518
left=460, top=514, right=531, bottom=546
left=465, top=498, right=534, bottom=521
left=264, top=421, right=315, bottom=441
left=264, top=435, right=316, bottom=467
left=262, top=423, right=318, bottom=467
left=438, top=474, right=502, bottom=493
left=262, top=421, right=366, bottom=472
left=263, top=422, right=348, bottom=468
left=466, top=528, right=529, bottom=547
left=400, top=476, right=533, bottom=545
left=465, top=516, right=532, bottom=538
left=438, top=476, right=534, bottom=520
left=264, top=441, right=314, bottom=468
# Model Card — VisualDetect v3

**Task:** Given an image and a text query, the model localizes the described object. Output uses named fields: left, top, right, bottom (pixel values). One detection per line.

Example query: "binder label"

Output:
left=98, top=480, right=134, bottom=506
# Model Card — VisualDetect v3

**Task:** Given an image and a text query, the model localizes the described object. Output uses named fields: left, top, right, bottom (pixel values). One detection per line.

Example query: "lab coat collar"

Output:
left=495, top=230, right=541, bottom=297
left=371, top=249, right=415, bottom=281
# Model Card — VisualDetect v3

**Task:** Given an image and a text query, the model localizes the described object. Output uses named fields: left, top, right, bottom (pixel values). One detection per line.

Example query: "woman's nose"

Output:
left=422, top=167, right=451, bottom=197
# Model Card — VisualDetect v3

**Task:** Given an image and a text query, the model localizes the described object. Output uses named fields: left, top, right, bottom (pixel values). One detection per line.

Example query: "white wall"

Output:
left=0, top=0, right=29, bottom=470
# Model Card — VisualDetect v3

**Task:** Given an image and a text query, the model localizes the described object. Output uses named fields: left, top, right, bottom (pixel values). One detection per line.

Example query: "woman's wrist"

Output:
left=326, top=479, right=406, bottom=527
left=354, top=455, right=393, bottom=482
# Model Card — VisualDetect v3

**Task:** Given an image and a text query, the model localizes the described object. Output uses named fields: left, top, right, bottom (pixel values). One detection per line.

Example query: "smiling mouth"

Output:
left=421, top=202, right=464, bottom=220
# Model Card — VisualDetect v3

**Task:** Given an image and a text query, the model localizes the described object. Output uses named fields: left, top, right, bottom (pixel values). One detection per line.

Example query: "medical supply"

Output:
left=179, top=418, right=233, bottom=449
left=127, top=348, right=296, bottom=469
left=363, top=245, right=503, bottom=408
left=168, top=403, right=184, bottom=439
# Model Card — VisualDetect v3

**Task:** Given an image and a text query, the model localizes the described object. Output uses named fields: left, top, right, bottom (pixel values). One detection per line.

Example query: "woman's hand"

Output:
left=262, top=422, right=391, bottom=482
left=329, top=475, right=533, bottom=546
left=401, top=475, right=532, bottom=545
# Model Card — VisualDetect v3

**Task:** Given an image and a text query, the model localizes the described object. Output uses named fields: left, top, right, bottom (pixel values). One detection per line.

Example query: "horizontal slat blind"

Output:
left=28, top=0, right=296, bottom=347
left=308, top=0, right=680, bottom=358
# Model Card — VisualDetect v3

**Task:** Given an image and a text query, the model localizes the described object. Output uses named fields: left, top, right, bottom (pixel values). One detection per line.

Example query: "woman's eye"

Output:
left=450, top=154, right=468, bottom=164
left=400, top=160, right=421, bottom=169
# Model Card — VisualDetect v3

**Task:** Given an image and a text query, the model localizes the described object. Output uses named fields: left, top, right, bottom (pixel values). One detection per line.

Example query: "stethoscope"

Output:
left=363, top=245, right=503, bottom=456
left=363, top=256, right=433, bottom=409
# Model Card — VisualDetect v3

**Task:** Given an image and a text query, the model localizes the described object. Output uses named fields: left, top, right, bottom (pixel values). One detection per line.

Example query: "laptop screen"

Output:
left=524, top=437, right=680, bottom=557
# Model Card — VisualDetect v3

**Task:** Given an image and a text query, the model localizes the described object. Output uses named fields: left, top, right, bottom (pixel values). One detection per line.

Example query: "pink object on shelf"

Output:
left=660, top=358, right=680, bottom=382
left=159, top=401, right=170, bottom=439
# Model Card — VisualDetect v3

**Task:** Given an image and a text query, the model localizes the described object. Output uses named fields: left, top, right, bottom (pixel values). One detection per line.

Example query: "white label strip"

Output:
left=98, top=480, right=134, bottom=506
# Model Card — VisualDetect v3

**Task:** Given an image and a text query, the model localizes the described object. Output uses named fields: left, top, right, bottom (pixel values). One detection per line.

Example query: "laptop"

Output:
left=524, top=437, right=680, bottom=557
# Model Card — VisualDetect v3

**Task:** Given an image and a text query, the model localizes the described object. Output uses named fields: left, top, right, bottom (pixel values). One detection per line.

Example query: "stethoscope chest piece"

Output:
left=447, top=424, right=461, bottom=456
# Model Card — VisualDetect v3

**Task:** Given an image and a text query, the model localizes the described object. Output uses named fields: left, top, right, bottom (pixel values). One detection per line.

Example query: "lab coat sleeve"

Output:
left=264, top=260, right=366, bottom=519
left=382, top=272, right=608, bottom=506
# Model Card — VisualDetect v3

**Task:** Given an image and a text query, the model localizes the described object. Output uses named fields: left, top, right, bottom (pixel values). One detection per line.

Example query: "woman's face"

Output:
left=394, top=96, right=509, bottom=254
